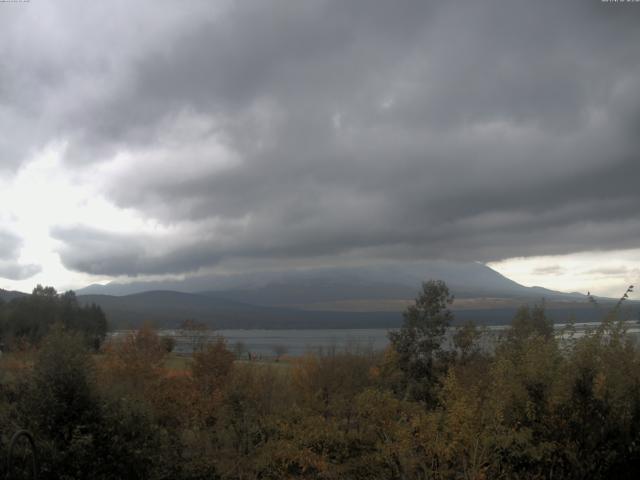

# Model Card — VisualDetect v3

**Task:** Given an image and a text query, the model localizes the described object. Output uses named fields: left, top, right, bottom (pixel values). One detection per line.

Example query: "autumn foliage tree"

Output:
left=191, top=336, right=235, bottom=396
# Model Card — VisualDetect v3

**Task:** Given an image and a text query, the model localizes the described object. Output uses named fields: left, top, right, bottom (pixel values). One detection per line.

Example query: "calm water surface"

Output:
left=110, top=321, right=640, bottom=357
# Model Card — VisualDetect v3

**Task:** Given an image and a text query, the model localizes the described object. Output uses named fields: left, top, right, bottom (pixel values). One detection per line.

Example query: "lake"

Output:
left=110, top=321, right=640, bottom=357
left=111, top=328, right=393, bottom=357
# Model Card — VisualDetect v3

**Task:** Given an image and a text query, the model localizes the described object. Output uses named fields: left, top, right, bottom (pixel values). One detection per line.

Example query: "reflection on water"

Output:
left=110, top=320, right=640, bottom=357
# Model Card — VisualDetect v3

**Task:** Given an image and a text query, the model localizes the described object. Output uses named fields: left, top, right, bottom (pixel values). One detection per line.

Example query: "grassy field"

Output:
left=164, top=353, right=192, bottom=371
left=164, top=352, right=294, bottom=373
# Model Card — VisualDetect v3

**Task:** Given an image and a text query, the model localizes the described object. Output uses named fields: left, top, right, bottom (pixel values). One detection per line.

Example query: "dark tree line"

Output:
left=0, top=285, right=107, bottom=350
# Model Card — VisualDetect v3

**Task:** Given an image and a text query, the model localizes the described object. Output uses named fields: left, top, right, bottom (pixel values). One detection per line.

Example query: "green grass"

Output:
left=163, top=354, right=290, bottom=372
left=164, top=353, right=192, bottom=371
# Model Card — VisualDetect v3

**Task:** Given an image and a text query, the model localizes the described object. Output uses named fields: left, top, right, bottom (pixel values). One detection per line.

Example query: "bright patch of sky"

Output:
left=489, top=251, right=640, bottom=300
left=0, top=145, right=165, bottom=292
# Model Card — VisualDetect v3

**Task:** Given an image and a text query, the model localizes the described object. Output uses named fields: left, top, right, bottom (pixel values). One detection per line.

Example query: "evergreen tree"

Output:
left=388, top=279, right=454, bottom=404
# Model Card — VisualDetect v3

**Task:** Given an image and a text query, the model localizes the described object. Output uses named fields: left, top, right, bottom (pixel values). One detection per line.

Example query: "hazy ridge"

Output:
left=69, top=261, right=622, bottom=329
left=5, top=261, right=629, bottom=329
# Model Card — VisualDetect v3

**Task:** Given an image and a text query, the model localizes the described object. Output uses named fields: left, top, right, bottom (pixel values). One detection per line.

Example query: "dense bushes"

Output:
left=0, top=281, right=640, bottom=478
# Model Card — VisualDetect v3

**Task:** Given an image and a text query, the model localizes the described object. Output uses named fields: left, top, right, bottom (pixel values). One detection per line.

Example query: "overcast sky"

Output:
left=0, top=0, right=639, bottom=297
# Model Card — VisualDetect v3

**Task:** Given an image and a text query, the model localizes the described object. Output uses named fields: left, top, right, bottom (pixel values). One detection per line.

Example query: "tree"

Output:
left=32, top=284, right=57, bottom=298
left=25, top=326, right=98, bottom=439
left=272, top=344, right=288, bottom=362
left=179, top=319, right=210, bottom=353
left=21, top=326, right=102, bottom=478
left=453, top=320, right=483, bottom=363
left=100, top=324, right=167, bottom=395
left=508, top=303, right=553, bottom=343
left=0, top=286, right=107, bottom=349
left=388, top=279, right=454, bottom=404
left=160, top=335, right=176, bottom=353
left=191, top=336, right=235, bottom=395
left=233, top=340, right=247, bottom=358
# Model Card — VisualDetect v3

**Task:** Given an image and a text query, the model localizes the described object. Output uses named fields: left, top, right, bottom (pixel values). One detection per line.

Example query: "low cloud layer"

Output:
left=2, top=0, right=640, bottom=278
left=0, top=231, right=21, bottom=262
left=0, top=230, right=40, bottom=280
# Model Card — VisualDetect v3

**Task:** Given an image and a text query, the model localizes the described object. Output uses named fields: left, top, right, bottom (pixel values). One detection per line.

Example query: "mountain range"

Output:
left=2, top=261, right=628, bottom=329
left=77, top=260, right=582, bottom=299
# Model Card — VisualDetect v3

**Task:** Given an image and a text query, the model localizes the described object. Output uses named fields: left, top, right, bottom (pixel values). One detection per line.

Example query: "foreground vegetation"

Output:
left=0, top=282, right=639, bottom=479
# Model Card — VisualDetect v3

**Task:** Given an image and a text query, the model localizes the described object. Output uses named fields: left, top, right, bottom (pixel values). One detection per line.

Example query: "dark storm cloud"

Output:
left=3, top=1, right=640, bottom=276
left=0, top=230, right=22, bottom=261
left=0, top=263, right=41, bottom=281
left=0, top=230, right=40, bottom=280
left=51, top=226, right=218, bottom=276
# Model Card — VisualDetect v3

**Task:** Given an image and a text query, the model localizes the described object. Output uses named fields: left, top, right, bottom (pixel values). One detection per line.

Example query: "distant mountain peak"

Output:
left=76, top=260, right=575, bottom=302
